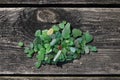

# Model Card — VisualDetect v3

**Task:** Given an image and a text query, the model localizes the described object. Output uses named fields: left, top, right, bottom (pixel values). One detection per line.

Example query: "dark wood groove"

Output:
left=0, top=4, right=120, bottom=8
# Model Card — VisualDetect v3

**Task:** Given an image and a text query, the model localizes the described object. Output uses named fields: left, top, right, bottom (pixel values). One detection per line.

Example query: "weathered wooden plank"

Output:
left=1, top=0, right=120, bottom=4
left=0, top=77, right=120, bottom=80
left=0, top=8, right=120, bottom=74
left=0, top=0, right=43, bottom=4
left=43, top=0, right=120, bottom=4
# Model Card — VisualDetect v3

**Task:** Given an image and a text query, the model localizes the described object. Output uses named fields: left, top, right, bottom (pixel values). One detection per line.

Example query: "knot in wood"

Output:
left=37, top=9, right=58, bottom=23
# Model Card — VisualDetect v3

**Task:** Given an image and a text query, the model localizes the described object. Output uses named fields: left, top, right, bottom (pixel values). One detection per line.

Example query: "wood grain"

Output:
left=0, top=8, right=120, bottom=74
left=0, top=77, right=120, bottom=80
left=0, top=0, right=43, bottom=4
left=43, top=0, right=120, bottom=4
left=1, top=0, right=120, bottom=4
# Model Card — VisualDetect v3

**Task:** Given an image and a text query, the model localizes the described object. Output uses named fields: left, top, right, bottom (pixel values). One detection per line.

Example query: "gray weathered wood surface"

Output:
left=0, top=8, right=120, bottom=74
left=1, top=0, right=120, bottom=4
left=0, top=77, right=120, bottom=80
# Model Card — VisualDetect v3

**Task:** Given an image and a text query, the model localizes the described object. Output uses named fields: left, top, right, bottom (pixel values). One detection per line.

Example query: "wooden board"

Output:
left=0, top=77, right=120, bottom=80
left=0, top=8, right=120, bottom=74
left=43, top=0, right=120, bottom=4
left=1, top=0, right=120, bottom=4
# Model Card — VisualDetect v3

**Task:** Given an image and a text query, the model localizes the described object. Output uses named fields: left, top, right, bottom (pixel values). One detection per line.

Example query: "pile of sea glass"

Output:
left=18, top=21, right=97, bottom=68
